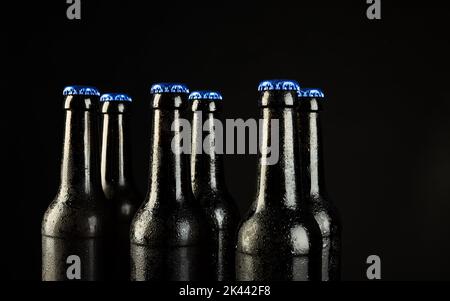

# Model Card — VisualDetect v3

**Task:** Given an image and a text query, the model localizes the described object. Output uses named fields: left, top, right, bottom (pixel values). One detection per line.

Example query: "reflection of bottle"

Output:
left=130, top=83, right=206, bottom=281
left=236, top=80, right=322, bottom=281
left=100, top=93, right=140, bottom=280
left=189, top=91, right=240, bottom=281
left=297, top=88, right=341, bottom=281
left=42, top=86, right=111, bottom=281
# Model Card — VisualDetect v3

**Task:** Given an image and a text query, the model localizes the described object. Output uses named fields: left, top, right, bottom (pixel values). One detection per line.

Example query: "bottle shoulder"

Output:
left=41, top=193, right=111, bottom=238
left=103, top=185, right=142, bottom=221
left=130, top=200, right=206, bottom=247
left=200, top=191, right=241, bottom=230
left=308, top=194, right=341, bottom=236
left=237, top=207, right=321, bottom=256
left=102, top=183, right=140, bottom=201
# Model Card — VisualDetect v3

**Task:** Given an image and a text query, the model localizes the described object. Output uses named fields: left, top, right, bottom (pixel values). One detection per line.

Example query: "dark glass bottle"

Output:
left=42, top=86, right=111, bottom=281
left=130, top=83, right=206, bottom=281
left=297, top=88, right=341, bottom=281
left=189, top=91, right=240, bottom=281
left=236, top=80, right=322, bottom=281
left=100, top=93, right=140, bottom=280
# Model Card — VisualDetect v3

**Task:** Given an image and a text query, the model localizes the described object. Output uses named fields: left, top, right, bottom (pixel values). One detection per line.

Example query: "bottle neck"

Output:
left=191, top=110, right=227, bottom=199
left=59, top=108, right=102, bottom=198
left=147, top=107, right=193, bottom=205
left=299, top=110, right=326, bottom=197
left=256, top=106, right=303, bottom=210
left=101, top=112, right=133, bottom=193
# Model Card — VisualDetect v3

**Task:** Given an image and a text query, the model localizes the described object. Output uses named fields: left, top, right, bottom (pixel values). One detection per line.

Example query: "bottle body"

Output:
left=100, top=99, right=140, bottom=280
left=130, top=89, right=206, bottom=281
left=200, top=190, right=239, bottom=281
left=42, top=195, right=109, bottom=281
left=106, top=186, right=139, bottom=280
left=307, top=195, right=341, bottom=281
left=236, top=206, right=321, bottom=281
left=236, top=87, right=322, bottom=281
left=42, top=92, right=111, bottom=281
left=190, top=97, right=240, bottom=281
left=298, top=98, right=341, bottom=281
left=131, top=200, right=205, bottom=280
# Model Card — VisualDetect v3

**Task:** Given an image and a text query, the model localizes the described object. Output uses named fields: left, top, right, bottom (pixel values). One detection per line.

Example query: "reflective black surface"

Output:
left=130, top=92, right=207, bottom=281
left=41, top=95, right=111, bottom=281
left=298, top=97, right=342, bottom=281
left=236, top=90, right=322, bottom=281
left=191, top=99, right=240, bottom=281
left=100, top=101, right=140, bottom=280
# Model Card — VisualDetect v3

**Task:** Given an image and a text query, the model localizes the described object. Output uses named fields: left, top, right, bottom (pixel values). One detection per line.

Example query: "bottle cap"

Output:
left=100, top=93, right=132, bottom=102
left=299, top=88, right=325, bottom=98
left=150, top=83, right=189, bottom=94
left=257, top=80, right=300, bottom=92
left=188, top=91, right=223, bottom=100
left=63, top=85, right=101, bottom=96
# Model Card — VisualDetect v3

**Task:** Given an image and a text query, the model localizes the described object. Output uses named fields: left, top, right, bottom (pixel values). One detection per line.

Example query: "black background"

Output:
left=3, top=0, right=450, bottom=281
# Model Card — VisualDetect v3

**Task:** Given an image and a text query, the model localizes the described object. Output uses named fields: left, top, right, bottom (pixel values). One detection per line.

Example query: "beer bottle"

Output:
left=100, top=93, right=140, bottom=280
left=130, top=83, right=206, bottom=281
left=42, top=86, right=111, bottom=281
left=297, top=88, right=341, bottom=281
left=236, top=80, right=322, bottom=281
left=189, top=91, right=240, bottom=281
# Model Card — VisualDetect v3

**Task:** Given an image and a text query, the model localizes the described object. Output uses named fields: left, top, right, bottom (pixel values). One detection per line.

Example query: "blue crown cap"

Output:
left=100, top=93, right=132, bottom=102
left=258, top=80, right=300, bottom=92
left=63, top=85, right=101, bottom=96
left=150, top=83, right=189, bottom=94
left=299, top=88, right=325, bottom=98
left=188, top=91, right=223, bottom=100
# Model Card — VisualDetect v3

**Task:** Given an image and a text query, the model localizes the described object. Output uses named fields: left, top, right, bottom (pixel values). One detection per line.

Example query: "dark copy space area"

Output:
left=3, top=0, right=450, bottom=281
